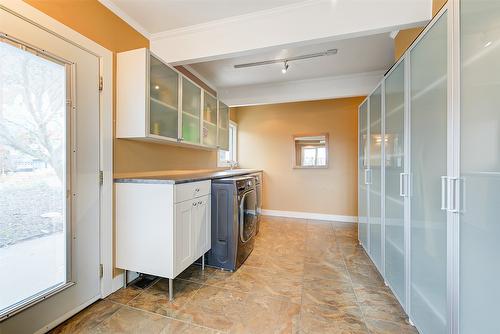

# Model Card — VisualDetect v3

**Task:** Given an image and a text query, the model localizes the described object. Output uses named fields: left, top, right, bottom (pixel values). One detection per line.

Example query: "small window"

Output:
left=294, top=134, right=329, bottom=168
left=218, top=122, right=237, bottom=167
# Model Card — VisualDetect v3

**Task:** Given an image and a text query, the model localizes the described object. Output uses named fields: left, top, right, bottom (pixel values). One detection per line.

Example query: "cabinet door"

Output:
left=181, top=77, right=201, bottom=144
left=218, top=101, right=229, bottom=151
left=149, top=55, right=179, bottom=139
left=358, top=100, right=369, bottom=249
left=409, top=11, right=448, bottom=334
left=193, top=195, right=211, bottom=256
left=459, top=1, right=500, bottom=332
left=203, top=92, right=218, bottom=147
left=369, top=85, right=383, bottom=271
left=174, top=200, right=194, bottom=275
left=384, top=60, right=406, bottom=307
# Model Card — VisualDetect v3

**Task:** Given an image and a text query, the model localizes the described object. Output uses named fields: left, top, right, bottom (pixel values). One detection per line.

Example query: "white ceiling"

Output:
left=102, top=0, right=307, bottom=33
left=188, top=33, right=395, bottom=89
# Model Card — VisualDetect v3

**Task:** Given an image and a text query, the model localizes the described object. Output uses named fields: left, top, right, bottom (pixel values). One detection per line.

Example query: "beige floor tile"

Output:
left=176, top=285, right=247, bottom=332
left=303, top=262, right=351, bottom=283
left=365, top=318, right=419, bottom=334
left=230, top=294, right=301, bottom=334
left=51, top=215, right=416, bottom=334
left=49, top=300, right=122, bottom=334
left=106, top=285, right=143, bottom=305
left=302, top=278, right=358, bottom=308
left=127, top=278, right=202, bottom=317
left=300, top=303, right=369, bottom=334
left=177, top=264, right=217, bottom=284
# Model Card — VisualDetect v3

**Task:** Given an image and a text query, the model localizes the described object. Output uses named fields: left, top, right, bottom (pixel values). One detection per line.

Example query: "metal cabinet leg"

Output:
left=202, top=254, right=205, bottom=271
left=123, top=270, right=127, bottom=288
left=169, top=278, right=173, bottom=301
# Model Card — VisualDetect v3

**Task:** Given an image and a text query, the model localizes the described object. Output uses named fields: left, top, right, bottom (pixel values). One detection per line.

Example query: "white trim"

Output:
left=220, top=70, right=384, bottom=107
left=33, top=296, right=100, bottom=334
left=150, top=0, right=320, bottom=40
left=262, top=209, right=358, bottom=223
left=2, top=0, right=114, bottom=314
left=97, top=0, right=151, bottom=39
left=390, top=30, right=400, bottom=39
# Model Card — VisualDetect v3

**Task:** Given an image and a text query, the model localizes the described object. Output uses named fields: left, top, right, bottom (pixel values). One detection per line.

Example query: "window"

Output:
left=293, top=134, right=329, bottom=168
left=0, top=38, right=71, bottom=315
left=218, top=122, right=237, bottom=167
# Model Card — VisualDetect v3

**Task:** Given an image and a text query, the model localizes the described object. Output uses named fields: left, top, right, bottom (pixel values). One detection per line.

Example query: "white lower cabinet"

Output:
left=116, top=180, right=211, bottom=297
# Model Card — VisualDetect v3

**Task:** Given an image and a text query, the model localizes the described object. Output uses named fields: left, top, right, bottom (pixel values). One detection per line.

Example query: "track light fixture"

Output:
left=281, top=61, right=289, bottom=74
left=234, top=49, right=338, bottom=74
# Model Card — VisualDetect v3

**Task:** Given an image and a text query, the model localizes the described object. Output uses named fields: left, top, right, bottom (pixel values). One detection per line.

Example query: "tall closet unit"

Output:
left=357, top=1, right=500, bottom=333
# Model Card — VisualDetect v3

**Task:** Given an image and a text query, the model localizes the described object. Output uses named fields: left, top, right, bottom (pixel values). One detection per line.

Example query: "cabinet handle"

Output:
left=198, top=201, right=202, bottom=205
left=441, top=176, right=447, bottom=211
left=193, top=202, right=197, bottom=207
left=195, top=188, right=200, bottom=192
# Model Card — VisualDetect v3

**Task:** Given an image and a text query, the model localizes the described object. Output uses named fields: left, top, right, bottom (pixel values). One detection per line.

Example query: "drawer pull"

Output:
left=195, top=188, right=200, bottom=192
left=198, top=201, right=202, bottom=205
left=193, top=202, right=197, bottom=207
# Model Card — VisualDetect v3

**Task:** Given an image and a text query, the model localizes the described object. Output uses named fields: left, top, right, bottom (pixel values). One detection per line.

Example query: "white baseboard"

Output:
left=261, top=209, right=358, bottom=223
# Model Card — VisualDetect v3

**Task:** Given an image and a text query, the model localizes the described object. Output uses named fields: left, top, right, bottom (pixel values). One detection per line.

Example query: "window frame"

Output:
left=218, top=121, right=238, bottom=167
left=293, top=133, right=329, bottom=169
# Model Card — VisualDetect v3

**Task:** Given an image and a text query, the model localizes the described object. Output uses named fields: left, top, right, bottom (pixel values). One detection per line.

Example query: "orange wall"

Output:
left=233, top=97, right=364, bottom=217
left=24, top=0, right=222, bottom=174
left=394, top=0, right=448, bottom=60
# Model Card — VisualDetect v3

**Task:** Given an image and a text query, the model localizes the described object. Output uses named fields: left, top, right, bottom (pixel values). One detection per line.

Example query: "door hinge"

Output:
left=99, top=76, right=103, bottom=91
left=99, top=170, right=104, bottom=186
left=99, top=264, right=104, bottom=278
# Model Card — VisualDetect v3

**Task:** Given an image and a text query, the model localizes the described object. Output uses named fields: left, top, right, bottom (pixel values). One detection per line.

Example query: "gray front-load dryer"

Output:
left=208, top=176, right=257, bottom=271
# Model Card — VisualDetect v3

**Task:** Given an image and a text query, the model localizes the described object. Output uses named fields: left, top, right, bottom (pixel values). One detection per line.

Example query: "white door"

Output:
left=174, top=200, right=194, bottom=276
left=0, top=8, right=101, bottom=334
left=193, top=195, right=210, bottom=256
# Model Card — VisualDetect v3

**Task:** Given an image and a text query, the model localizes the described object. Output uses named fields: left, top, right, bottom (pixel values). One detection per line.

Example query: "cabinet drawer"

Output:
left=174, top=180, right=210, bottom=203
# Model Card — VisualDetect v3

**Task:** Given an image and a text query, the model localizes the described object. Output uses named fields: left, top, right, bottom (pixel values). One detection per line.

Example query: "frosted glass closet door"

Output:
left=384, top=61, right=406, bottom=305
left=369, top=86, right=382, bottom=270
left=409, top=12, right=448, bottom=334
left=459, top=1, right=500, bottom=332
left=358, top=101, right=369, bottom=248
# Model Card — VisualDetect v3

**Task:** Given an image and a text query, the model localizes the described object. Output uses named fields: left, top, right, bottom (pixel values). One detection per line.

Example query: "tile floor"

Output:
left=50, top=216, right=419, bottom=334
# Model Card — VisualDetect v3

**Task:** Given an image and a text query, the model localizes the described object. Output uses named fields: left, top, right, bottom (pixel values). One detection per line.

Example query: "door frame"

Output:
left=1, top=0, right=115, bottom=319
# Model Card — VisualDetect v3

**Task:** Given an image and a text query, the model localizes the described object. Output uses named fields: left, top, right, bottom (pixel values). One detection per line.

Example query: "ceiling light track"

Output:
left=234, top=48, right=338, bottom=69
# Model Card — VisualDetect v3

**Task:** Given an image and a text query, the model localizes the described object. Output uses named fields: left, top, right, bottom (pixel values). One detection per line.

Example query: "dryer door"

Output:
left=239, top=189, right=257, bottom=243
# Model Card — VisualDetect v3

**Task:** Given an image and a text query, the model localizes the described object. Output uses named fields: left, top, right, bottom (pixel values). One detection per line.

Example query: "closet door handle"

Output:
left=364, top=169, right=372, bottom=185
left=441, top=176, right=448, bottom=211
left=399, top=173, right=409, bottom=197
left=449, top=178, right=461, bottom=213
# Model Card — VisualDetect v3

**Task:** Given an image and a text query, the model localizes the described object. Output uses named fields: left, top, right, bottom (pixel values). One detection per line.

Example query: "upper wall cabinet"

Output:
left=203, top=91, right=218, bottom=148
left=218, top=101, right=229, bottom=151
left=116, top=48, right=229, bottom=151
left=181, top=77, right=202, bottom=144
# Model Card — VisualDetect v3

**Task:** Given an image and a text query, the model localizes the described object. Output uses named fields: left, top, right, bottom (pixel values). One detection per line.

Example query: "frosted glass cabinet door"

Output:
left=182, top=78, right=201, bottom=144
left=149, top=56, right=179, bottom=139
left=369, top=85, right=382, bottom=270
left=459, top=1, right=500, bottom=332
left=203, top=92, right=217, bottom=147
left=358, top=101, right=369, bottom=249
left=218, top=101, right=229, bottom=151
left=409, top=12, right=448, bottom=334
left=384, top=60, right=405, bottom=306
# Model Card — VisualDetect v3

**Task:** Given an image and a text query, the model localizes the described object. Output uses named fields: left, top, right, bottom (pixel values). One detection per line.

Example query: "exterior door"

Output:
left=358, top=100, right=369, bottom=249
left=409, top=10, right=448, bottom=334
left=458, top=0, right=500, bottom=332
left=0, top=8, right=100, bottom=334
